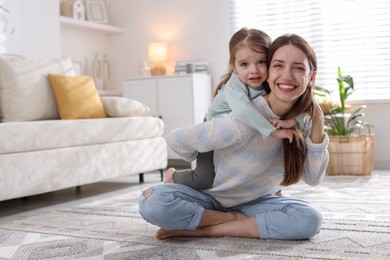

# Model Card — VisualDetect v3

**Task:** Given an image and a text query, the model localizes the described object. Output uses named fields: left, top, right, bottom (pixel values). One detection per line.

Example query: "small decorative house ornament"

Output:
left=73, top=0, right=85, bottom=20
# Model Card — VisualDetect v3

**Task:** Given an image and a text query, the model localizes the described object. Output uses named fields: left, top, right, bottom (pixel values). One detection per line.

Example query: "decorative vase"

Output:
left=92, top=53, right=102, bottom=89
left=102, top=54, right=111, bottom=89
left=60, top=0, right=85, bottom=20
left=73, top=0, right=85, bottom=20
left=139, top=61, right=151, bottom=76
left=60, top=0, right=73, bottom=17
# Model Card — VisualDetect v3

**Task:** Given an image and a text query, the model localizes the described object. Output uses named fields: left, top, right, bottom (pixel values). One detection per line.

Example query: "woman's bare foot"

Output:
left=156, top=228, right=188, bottom=239
left=155, top=212, right=251, bottom=240
left=163, top=167, right=176, bottom=183
left=230, top=211, right=247, bottom=221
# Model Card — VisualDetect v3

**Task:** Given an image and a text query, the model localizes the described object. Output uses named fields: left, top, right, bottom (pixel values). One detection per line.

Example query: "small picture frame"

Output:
left=85, top=0, right=108, bottom=24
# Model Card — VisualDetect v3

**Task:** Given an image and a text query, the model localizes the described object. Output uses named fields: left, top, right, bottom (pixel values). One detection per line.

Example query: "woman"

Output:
left=138, top=34, right=329, bottom=240
left=165, top=27, right=299, bottom=190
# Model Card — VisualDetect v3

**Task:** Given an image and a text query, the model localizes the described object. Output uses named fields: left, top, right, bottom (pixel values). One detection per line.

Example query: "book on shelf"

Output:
left=174, top=60, right=209, bottom=74
left=174, top=70, right=208, bottom=75
left=176, top=60, right=209, bottom=66
left=175, top=65, right=208, bottom=71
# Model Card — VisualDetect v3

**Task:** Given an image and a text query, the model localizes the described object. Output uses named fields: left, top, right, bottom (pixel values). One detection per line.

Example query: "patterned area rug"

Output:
left=0, top=174, right=390, bottom=259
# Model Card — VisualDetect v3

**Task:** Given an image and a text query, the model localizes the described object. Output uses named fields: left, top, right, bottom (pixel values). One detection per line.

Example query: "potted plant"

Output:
left=315, top=67, right=375, bottom=176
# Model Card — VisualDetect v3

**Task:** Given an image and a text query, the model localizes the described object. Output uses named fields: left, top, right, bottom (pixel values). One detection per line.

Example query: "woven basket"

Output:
left=327, top=130, right=375, bottom=176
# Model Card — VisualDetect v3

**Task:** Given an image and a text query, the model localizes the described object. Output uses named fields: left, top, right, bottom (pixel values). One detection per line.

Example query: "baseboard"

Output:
left=375, top=159, right=390, bottom=170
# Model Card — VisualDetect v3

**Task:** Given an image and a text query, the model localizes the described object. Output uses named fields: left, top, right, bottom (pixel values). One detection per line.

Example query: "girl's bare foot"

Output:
left=163, top=167, right=176, bottom=183
left=275, top=190, right=283, bottom=196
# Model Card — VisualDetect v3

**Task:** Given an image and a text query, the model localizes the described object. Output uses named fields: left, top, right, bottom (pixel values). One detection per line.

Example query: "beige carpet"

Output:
left=0, top=174, right=389, bottom=259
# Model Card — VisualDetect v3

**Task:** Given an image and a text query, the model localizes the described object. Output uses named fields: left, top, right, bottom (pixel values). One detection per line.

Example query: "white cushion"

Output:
left=100, top=96, right=150, bottom=117
left=0, top=54, right=75, bottom=122
left=0, top=117, right=164, bottom=154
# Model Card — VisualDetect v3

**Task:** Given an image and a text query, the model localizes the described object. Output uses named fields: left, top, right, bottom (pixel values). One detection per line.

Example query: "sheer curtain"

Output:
left=230, top=0, right=390, bottom=101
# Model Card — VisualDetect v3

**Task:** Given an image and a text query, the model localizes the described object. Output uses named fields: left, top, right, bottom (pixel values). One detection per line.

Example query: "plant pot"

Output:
left=327, top=134, right=375, bottom=176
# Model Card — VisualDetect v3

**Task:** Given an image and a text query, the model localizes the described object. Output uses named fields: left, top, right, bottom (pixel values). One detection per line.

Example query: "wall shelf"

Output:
left=60, top=16, right=124, bottom=35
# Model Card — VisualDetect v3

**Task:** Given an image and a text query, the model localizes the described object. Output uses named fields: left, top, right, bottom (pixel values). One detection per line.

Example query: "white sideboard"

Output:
left=123, top=74, right=212, bottom=159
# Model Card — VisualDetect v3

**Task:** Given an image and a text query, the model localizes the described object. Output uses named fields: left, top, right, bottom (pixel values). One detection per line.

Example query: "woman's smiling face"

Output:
left=268, top=44, right=313, bottom=105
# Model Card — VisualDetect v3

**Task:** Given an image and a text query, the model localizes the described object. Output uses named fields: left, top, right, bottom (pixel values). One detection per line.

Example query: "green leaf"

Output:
left=314, top=85, right=332, bottom=96
left=337, top=67, right=346, bottom=113
left=317, top=67, right=373, bottom=136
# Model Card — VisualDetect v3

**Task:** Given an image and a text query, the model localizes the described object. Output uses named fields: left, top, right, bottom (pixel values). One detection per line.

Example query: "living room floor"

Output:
left=0, top=171, right=164, bottom=225
left=1, top=169, right=389, bottom=226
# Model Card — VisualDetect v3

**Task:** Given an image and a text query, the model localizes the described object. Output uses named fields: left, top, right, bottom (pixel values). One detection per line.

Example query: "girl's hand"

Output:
left=271, top=128, right=294, bottom=143
left=269, top=118, right=297, bottom=129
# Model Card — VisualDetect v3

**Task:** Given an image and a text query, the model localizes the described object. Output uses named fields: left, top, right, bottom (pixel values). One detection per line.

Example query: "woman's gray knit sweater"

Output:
left=166, top=96, right=329, bottom=208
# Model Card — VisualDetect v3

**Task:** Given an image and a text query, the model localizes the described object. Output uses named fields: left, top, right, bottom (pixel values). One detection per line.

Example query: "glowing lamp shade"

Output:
left=148, top=42, right=168, bottom=76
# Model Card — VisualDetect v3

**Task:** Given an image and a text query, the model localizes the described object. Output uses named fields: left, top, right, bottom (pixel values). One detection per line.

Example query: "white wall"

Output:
left=60, top=27, right=110, bottom=76
left=0, top=0, right=59, bottom=57
left=107, top=0, right=231, bottom=91
left=351, top=101, right=390, bottom=169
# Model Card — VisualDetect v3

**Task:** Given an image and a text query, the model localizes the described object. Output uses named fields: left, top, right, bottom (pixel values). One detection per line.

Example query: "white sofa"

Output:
left=0, top=54, right=167, bottom=202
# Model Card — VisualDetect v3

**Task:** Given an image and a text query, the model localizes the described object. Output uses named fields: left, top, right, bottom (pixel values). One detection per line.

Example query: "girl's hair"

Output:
left=267, top=34, right=318, bottom=186
left=213, top=27, right=272, bottom=97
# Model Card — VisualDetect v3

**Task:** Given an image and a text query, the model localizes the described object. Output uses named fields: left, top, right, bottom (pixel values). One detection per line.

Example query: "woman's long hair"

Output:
left=267, top=34, right=317, bottom=186
left=213, top=28, right=272, bottom=97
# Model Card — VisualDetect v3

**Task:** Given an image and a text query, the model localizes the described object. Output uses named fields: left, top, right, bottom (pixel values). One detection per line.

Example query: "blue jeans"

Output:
left=138, top=183, right=322, bottom=240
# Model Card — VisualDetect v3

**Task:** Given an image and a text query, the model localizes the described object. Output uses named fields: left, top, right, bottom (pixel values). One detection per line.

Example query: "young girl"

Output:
left=165, top=28, right=302, bottom=189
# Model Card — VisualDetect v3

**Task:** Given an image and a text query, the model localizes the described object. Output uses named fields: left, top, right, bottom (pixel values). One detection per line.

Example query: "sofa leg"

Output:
left=22, top=197, right=28, bottom=204
left=160, top=169, right=164, bottom=181
left=76, top=186, right=81, bottom=194
left=139, top=173, right=144, bottom=183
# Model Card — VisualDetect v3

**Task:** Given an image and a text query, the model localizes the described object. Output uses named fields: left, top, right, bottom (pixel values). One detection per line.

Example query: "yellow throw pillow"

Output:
left=48, top=74, right=107, bottom=119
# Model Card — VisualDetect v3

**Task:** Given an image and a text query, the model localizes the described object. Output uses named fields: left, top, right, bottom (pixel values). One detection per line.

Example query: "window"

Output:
left=230, top=0, right=390, bottom=101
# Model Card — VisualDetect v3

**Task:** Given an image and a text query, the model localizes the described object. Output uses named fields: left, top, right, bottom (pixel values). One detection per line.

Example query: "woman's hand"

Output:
left=310, top=100, right=325, bottom=143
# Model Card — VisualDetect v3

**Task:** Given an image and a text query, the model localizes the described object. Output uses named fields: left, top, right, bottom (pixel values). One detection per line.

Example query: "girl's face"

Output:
left=232, top=45, right=268, bottom=89
left=268, top=44, right=313, bottom=105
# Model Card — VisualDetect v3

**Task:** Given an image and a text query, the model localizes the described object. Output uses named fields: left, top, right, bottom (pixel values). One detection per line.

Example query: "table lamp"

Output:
left=148, top=42, right=168, bottom=76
